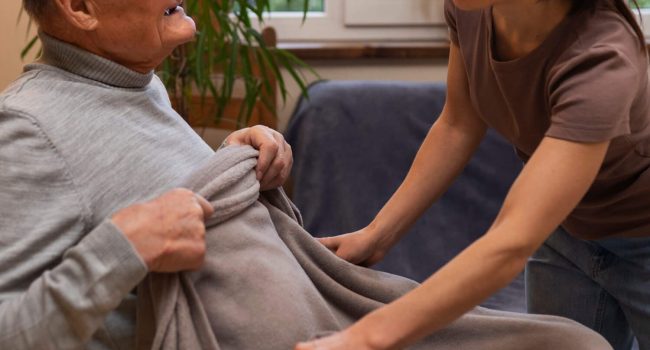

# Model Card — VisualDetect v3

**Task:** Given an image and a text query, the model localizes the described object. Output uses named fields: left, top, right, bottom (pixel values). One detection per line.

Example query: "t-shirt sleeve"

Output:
left=546, top=45, right=639, bottom=142
left=444, top=0, right=459, bottom=45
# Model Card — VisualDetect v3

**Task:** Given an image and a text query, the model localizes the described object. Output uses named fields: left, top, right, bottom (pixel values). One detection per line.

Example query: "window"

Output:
left=270, top=0, right=324, bottom=12
left=258, top=0, right=448, bottom=42
left=637, top=0, right=650, bottom=8
left=634, top=0, right=650, bottom=36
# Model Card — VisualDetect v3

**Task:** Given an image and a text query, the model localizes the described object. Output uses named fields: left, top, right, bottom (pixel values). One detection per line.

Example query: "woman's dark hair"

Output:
left=573, top=0, right=646, bottom=51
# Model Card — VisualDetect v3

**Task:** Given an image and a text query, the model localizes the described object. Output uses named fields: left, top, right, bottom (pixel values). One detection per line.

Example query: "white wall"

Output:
left=0, top=0, right=38, bottom=91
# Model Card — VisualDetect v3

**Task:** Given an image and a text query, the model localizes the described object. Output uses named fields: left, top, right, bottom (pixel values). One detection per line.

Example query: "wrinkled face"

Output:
left=90, top=0, right=196, bottom=71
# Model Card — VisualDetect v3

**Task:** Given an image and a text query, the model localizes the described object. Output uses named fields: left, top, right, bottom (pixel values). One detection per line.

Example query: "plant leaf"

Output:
left=20, top=35, right=38, bottom=61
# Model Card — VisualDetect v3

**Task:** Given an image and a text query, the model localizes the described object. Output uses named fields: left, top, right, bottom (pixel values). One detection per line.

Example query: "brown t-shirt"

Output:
left=445, top=0, right=650, bottom=239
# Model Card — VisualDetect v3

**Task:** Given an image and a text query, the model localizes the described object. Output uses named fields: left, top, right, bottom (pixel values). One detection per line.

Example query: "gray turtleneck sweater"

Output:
left=0, top=33, right=214, bottom=349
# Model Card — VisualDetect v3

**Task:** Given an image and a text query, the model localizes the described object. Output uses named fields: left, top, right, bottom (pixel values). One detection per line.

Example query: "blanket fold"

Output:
left=135, top=146, right=612, bottom=350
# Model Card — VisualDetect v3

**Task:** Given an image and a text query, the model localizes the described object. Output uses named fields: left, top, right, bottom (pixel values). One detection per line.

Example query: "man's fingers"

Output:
left=223, top=127, right=249, bottom=146
left=194, top=194, right=214, bottom=219
left=283, top=143, right=293, bottom=179
left=229, top=125, right=292, bottom=186
left=256, top=139, right=279, bottom=180
left=274, top=135, right=292, bottom=184
left=260, top=161, right=290, bottom=190
left=259, top=141, right=285, bottom=185
left=260, top=173, right=283, bottom=191
left=247, top=125, right=279, bottom=180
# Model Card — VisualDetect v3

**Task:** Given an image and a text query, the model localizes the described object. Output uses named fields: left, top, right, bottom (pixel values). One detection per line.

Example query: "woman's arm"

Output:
left=299, top=135, right=609, bottom=350
left=319, top=44, right=488, bottom=264
left=371, top=43, right=487, bottom=242
left=344, top=136, right=609, bottom=350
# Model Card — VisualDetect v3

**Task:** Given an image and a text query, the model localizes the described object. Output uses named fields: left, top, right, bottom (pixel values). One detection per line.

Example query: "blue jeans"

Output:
left=526, top=227, right=650, bottom=350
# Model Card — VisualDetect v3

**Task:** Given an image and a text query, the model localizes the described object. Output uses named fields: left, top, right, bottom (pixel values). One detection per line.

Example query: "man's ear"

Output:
left=53, top=0, right=99, bottom=31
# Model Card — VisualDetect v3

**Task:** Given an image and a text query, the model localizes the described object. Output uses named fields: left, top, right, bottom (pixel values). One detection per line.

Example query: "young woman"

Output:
left=296, top=0, right=650, bottom=349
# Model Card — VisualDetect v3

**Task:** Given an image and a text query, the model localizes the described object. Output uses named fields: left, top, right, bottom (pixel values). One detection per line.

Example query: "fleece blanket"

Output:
left=135, top=146, right=611, bottom=350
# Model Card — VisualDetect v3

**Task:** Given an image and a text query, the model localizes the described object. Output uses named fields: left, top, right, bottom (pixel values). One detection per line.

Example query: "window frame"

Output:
left=639, top=8, right=650, bottom=37
left=256, top=0, right=448, bottom=42
left=261, top=1, right=650, bottom=42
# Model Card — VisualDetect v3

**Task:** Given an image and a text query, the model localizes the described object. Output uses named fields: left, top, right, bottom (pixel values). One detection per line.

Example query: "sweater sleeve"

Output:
left=0, top=109, right=148, bottom=349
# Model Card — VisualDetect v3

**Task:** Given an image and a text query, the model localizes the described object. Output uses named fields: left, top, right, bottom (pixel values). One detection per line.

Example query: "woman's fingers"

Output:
left=294, top=329, right=370, bottom=350
left=317, top=237, right=340, bottom=252
left=318, top=236, right=361, bottom=264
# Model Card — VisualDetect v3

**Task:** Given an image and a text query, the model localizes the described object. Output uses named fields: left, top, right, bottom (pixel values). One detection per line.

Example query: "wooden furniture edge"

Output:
left=278, top=41, right=451, bottom=60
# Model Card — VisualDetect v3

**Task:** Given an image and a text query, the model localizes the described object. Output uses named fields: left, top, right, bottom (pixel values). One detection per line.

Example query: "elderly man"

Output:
left=0, top=0, right=292, bottom=348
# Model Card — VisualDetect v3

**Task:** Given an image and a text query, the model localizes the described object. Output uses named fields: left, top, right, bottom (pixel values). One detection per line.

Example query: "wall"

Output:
left=199, top=58, right=448, bottom=148
left=0, top=0, right=38, bottom=90
left=1, top=0, right=448, bottom=147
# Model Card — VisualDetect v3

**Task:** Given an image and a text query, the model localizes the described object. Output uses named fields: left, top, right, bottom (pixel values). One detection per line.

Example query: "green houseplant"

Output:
left=21, top=0, right=317, bottom=128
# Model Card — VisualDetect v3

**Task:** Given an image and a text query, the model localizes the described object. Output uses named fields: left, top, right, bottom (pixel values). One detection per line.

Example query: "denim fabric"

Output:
left=526, top=227, right=650, bottom=350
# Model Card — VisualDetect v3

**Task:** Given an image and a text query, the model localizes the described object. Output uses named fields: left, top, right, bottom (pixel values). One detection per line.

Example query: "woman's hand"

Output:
left=318, top=227, right=392, bottom=267
left=224, top=125, right=293, bottom=190
left=295, top=327, right=383, bottom=350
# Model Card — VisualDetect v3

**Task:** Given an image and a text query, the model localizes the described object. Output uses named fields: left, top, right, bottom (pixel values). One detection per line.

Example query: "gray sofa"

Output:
left=284, top=80, right=525, bottom=312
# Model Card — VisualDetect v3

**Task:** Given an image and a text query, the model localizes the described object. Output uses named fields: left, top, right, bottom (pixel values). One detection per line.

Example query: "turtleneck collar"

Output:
left=37, top=32, right=154, bottom=89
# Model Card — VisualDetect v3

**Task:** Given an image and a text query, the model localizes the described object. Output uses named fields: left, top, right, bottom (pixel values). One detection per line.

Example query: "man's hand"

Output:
left=224, top=125, right=293, bottom=190
left=111, top=188, right=214, bottom=272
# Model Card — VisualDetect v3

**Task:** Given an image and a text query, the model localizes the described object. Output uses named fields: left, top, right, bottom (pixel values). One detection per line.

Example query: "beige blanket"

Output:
left=135, top=146, right=612, bottom=350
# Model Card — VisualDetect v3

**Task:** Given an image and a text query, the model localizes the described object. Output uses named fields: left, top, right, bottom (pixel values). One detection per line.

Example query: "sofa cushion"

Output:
left=285, top=80, right=525, bottom=312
